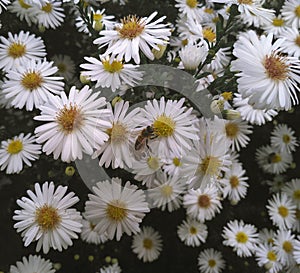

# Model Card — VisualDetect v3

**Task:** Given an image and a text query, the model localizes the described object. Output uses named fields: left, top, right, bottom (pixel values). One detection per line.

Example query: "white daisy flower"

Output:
left=80, top=55, right=142, bottom=92
left=273, top=229, right=297, bottom=267
left=263, top=174, right=289, bottom=193
left=162, top=152, right=184, bottom=177
left=34, top=85, right=110, bottom=162
left=23, top=0, right=49, bottom=8
left=233, top=93, right=278, bottom=126
left=261, top=14, right=290, bottom=36
left=0, top=30, right=46, bottom=72
left=94, top=11, right=171, bottom=64
left=177, top=217, right=208, bottom=247
left=183, top=184, right=222, bottom=222
left=219, top=162, right=249, bottom=204
left=2, top=58, right=64, bottom=111
left=9, top=254, right=55, bottom=273
left=147, top=172, right=186, bottom=212
left=293, top=236, right=300, bottom=264
left=279, top=27, right=300, bottom=57
left=256, top=145, right=293, bottom=174
left=0, top=133, right=41, bottom=174
left=99, top=263, right=122, bottom=273
left=80, top=216, right=108, bottom=245
left=92, top=100, right=141, bottom=169
left=175, top=0, right=202, bottom=22
left=0, top=0, right=10, bottom=13
left=13, top=181, right=82, bottom=254
left=203, top=47, right=231, bottom=74
left=266, top=192, right=296, bottom=229
left=292, top=207, right=300, bottom=232
left=281, top=0, right=300, bottom=28
left=84, top=177, right=150, bottom=241
left=222, top=219, right=259, bottom=257
left=270, top=124, right=298, bottom=153
left=282, top=179, right=300, bottom=208
left=231, top=30, right=300, bottom=111
left=131, top=226, right=162, bottom=263
left=51, top=54, right=76, bottom=81
left=255, top=243, right=283, bottom=273
left=258, top=228, right=276, bottom=245
left=198, top=248, right=226, bottom=273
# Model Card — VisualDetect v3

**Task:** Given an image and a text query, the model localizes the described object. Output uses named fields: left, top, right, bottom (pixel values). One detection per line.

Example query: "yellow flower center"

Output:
left=263, top=53, right=289, bottom=81
left=269, top=153, right=282, bottom=163
left=57, top=63, right=66, bottom=73
left=106, top=200, right=127, bottom=221
left=295, top=5, right=300, bottom=17
left=153, top=115, right=175, bottom=137
left=102, top=59, right=123, bottom=73
left=293, top=190, right=300, bottom=200
left=208, top=259, right=216, bottom=268
left=221, top=91, right=233, bottom=101
left=199, top=156, right=221, bottom=176
left=202, top=28, right=216, bottom=43
left=117, top=15, right=145, bottom=39
left=272, top=18, right=284, bottom=27
left=35, top=205, right=61, bottom=230
left=282, top=134, right=291, bottom=144
left=18, top=0, right=31, bottom=8
left=189, top=226, right=197, bottom=234
left=230, top=176, right=240, bottom=188
left=106, top=123, right=127, bottom=144
left=41, top=3, right=52, bottom=13
left=147, top=156, right=160, bottom=170
left=182, top=39, right=188, bottom=46
left=225, top=122, right=239, bottom=139
left=283, top=241, right=293, bottom=253
left=8, top=42, right=26, bottom=59
left=7, top=140, right=23, bottom=154
left=21, top=72, right=43, bottom=91
left=295, top=35, right=300, bottom=47
left=198, top=194, right=211, bottom=208
left=173, top=157, right=182, bottom=167
left=161, top=185, right=173, bottom=197
left=143, top=238, right=153, bottom=249
left=186, top=0, right=198, bottom=8
left=56, top=104, right=83, bottom=134
left=236, top=231, right=248, bottom=243
left=278, top=205, right=289, bottom=217
left=267, top=251, right=277, bottom=261
left=93, top=13, right=103, bottom=22
left=204, top=8, right=214, bottom=14
left=238, top=0, right=253, bottom=4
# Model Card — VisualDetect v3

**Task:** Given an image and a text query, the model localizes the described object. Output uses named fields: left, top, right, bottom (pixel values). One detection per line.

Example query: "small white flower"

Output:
left=258, top=228, right=276, bottom=245
left=178, top=43, right=208, bottom=70
left=198, top=248, right=226, bottom=273
left=175, top=0, right=202, bottom=22
left=51, top=54, right=76, bottom=81
left=261, top=14, right=290, bottom=36
left=282, top=178, right=300, bottom=208
left=278, top=27, right=300, bottom=57
left=99, top=263, right=122, bottom=273
left=293, top=236, right=300, bottom=264
left=281, top=0, right=300, bottom=28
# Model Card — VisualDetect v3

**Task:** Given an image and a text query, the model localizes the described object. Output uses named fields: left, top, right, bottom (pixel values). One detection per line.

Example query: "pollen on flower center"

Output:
left=236, top=231, right=248, bottom=243
left=147, top=156, right=160, bottom=170
left=225, top=122, right=239, bottom=139
left=117, top=15, right=145, bottom=39
left=208, top=259, right=216, bottom=267
left=173, top=157, right=182, bottom=167
left=272, top=18, right=284, bottom=26
left=106, top=200, right=127, bottom=221
left=202, top=27, right=216, bottom=43
left=153, top=115, right=175, bottom=137
left=238, top=0, right=253, bottom=4
left=295, top=35, right=300, bottom=47
left=295, top=5, right=300, bottom=17
left=186, top=0, right=198, bottom=8
left=267, top=251, right=277, bottom=261
left=107, top=123, right=127, bottom=144
left=230, top=176, right=240, bottom=188
left=143, top=238, right=153, bottom=249
left=293, top=190, right=300, bottom=200
left=199, top=156, right=221, bottom=176
left=161, top=185, right=173, bottom=197
left=278, top=205, right=289, bottom=217
left=282, top=134, right=291, bottom=143
left=8, top=42, right=26, bottom=58
left=189, top=226, right=197, bottom=234
left=204, top=8, right=214, bottom=14
left=93, top=13, right=103, bottom=21
left=221, top=91, right=233, bottom=101
left=283, top=241, right=293, bottom=253
left=269, top=153, right=282, bottom=163
left=18, top=0, right=31, bottom=8
left=56, top=104, right=83, bottom=134
left=41, top=3, right=53, bottom=13
left=263, top=53, right=289, bottom=81
left=198, top=194, right=211, bottom=208
left=35, top=205, right=61, bottom=230
left=21, top=72, right=43, bottom=91
left=102, top=59, right=124, bottom=73
left=7, top=140, right=23, bottom=154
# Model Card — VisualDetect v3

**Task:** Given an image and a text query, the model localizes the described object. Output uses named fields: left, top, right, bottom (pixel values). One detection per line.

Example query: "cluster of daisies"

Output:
left=1, top=0, right=300, bottom=272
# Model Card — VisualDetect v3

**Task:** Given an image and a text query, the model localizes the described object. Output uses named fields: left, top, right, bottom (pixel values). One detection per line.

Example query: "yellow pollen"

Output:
left=212, top=16, right=219, bottom=23
left=21, top=72, right=43, bottom=91
left=153, top=115, right=175, bottom=137
left=204, top=8, right=214, bottom=14
left=202, top=28, right=216, bottom=43
left=221, top=91, right=233, bottom=101
left=270, top=153, right=282, bottom=163
left=173, top=157, right=182, bottom=167
left=198, top=194, right=211, bottom=208
left=238, top=0, right=253, bottom=4
left=57, top=63, right=66, bottom=73
left=35, top=205, right=61, bottom=230
left=295, top=5, right=300, bottom=17
left=199, top=156, right=221, bottom=176
left=56, top=104, right=83, bottom=134
left=267, top=251, right=277, bottom=261
left=8, top=42, right=26, bottom=59
left=189, top=226, right=197, bottom=234
left=93, top=13, right=103, bottom=21
left=143, top=238, right=153, bottom=249
left=147, top=157, right=160, bottom=170
left=41, top=3, right=52, bottom=13
left=278, top=205, right=289, bottom=217
left=107, top=123, right=127, bottom=144
left=208, top=259, right=216, bottom=267
left=7, top=140, right=23, bottom=154
left=283, top=241, right=293, bottom=253
left=225, top=122, right=239, bottom=139
left=236, top=231, right=248, bottom=243
left=293, top=190, right=300, bottom=200
left=268, top=238, right=274, bottom=245
left=102, top=59, right=123, bottom=73
left=272, top=18, right=284, bottom=27
left=295, top=36, right=300, bottom=47
left=161, top=185, right=173, bottom=197
left=106, top=200, right=127, bottom=221
left=117, top=15, right=145, bottom=39
left=18, top=0, right=31, bottom=8
left=263, top=53, right=289, bottom=81
left=186, top=0, right=198, bottom=8
left=182, top=39, right=188, bottom=46
left=282, top=134, right=291, bottom=144
left=230, top=176, right=240, bottom=188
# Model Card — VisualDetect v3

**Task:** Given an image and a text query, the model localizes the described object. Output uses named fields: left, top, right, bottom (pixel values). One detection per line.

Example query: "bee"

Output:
left=135, top=125, right=157, bottom=151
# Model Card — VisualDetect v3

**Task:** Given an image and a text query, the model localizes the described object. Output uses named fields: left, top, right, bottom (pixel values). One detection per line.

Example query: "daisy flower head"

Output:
left=231, top=30, right=300, bottom=111
left=162, top=151, right=184, bottom=177
left=282, top=179, right=300, bottom=208
left=51, top=54, right=76, bottom=82
left=281, top=0, right=300, bottom=28
left=261, top=14, right=290, bottom=36
left=270, top=123, right=298, bottom=153
left=13, top=181, right=82, bottom=254
left=94, top=11, right=171, bottom=64
left=0, top=0, right=10, bottom=13
left=92, top=100, right=141, bottom=169
left=0, top=31, right=46, bottom=72
left=2, top=58, right=64, bottom=111
left=266, top=192, right=296, bottom=229
left=9, top=254, right=55, bottom=273
left=84, top=177, right=150, bottom=241
left=222, top=219, right=259, bottom=257
left=0, top=133, right=41, bottom=174
left=279, top=27, right=300, bottom=58
left=80, top=55, right=142, bottom=92
left=293, top=236, right=300, bottom=263
left=23, top=0, right=49, bottom=8
left=183, top=184, right=222, bottom=222
left=258, top=228, right=276, bottom=245
left=131, top=226, right=163, bottom=263
left=256, top=145, right=293, bottom=174
left=198, top=248, right=226, bottom=273
left=99, top=263, right=122, bottom=273
left=177, top=217, right=208, bottom=247
left=34, top=85, right=110, bottom=163
left=175, top=0, right=202, bottom=22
